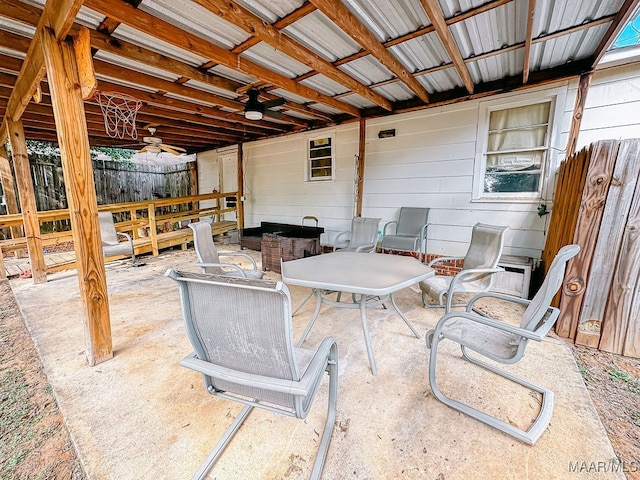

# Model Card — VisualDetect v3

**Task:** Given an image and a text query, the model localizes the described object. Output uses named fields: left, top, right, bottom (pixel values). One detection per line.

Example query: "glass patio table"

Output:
left=281, top=252, right=434, bottom=375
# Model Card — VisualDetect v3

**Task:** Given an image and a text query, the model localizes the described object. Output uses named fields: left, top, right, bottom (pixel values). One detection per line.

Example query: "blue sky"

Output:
left=612, top=8, right=640, bottom=49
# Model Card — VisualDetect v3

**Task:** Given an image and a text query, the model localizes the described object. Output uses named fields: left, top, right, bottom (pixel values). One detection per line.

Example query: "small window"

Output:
left=477, top=101, right=552, bottom=198
left=307, top=136, right=334, bottom=181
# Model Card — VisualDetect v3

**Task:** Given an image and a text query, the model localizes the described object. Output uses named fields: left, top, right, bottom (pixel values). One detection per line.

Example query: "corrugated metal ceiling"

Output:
left=0, top=0, right=636, bottom=153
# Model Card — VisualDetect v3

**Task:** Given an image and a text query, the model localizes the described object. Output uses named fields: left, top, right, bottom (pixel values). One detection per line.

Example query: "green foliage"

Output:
left=8, top=140, right=136, bottom=165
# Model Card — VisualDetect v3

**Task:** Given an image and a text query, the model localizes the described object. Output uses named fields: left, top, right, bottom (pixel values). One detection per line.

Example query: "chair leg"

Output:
left=297, top=289, right=323, bottom=347
left=310, top=344, right=338, bottom=480
left=192, top=404, right=254, bottom=480
left=427, top=337, right=554, bottom=445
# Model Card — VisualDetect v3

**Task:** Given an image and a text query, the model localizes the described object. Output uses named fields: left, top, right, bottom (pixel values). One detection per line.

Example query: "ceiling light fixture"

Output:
left=244, top=89, right=265, bottom=120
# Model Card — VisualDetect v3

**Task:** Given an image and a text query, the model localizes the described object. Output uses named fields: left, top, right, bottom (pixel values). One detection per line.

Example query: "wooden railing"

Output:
left=0, top=192, right=239, bottom=277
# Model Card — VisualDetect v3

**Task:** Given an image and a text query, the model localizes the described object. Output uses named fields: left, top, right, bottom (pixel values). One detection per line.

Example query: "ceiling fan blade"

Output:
left=139, top=146, right=150, bottom=153
left=264, top=110, right=285, bottom=120
left=262, top=97, right=286, bottom=109
left=159, top=144, right=182, bottom=155
left=167, top=144, right=186, bottom=152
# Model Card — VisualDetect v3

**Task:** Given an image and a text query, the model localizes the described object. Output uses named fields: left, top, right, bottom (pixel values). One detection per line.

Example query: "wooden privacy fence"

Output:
left=0, top=192, right=238, bottom=278
left=0, top=158, right=195, bottom=215
left=543, top=139, right=640, bottom=358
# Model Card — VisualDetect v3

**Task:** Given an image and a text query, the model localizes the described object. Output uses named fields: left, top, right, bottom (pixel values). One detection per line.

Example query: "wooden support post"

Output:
left=566, top=72, right=593, bottom=158
left=7, top=120, right=47, bottom=284
left=0, top=143, right=23, bottom=240
left=42, top=28, right=112, bottom=365
left=236, top=143, right=244, bottom=230
left=189, top=160, right=198, bottom=217
left=0, top=246, right=6, bottom=280
left=355, top=118, right=366, bottom=217
left=148, top=203, right=159, bottom=256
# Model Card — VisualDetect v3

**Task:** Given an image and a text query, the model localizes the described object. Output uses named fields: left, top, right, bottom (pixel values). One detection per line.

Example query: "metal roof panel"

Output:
left=283, top=11, right=362, bottom=61
left=139, top=0, right=250, bottom=49
left=111, top=24, right=209, bottom=67
left=242, top=42, right=312, bottom=78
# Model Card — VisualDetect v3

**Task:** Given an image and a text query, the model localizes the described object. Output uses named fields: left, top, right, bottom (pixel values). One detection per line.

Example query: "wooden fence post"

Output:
left=148, top=203, right=159, bottom=256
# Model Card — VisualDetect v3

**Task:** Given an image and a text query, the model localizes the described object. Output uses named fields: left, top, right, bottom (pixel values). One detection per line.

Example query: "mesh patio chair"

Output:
left=332, top=217, right=381, bottom=253
left=425, top=244, right=580, bottom=445
left=166, top=270, right=338, bottom=480
left=98, top=211, right=145, bottom=266
left=188, top=222, right=262, bottom=279
left=420, top=223, right=509, bottom=313
left=380, top=207, right=430, bottom=262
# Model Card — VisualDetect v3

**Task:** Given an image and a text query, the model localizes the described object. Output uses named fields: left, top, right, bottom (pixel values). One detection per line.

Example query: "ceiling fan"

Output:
left=243, top=89, right=286, bottom=120
left=139, top=126, right=186, bottom=155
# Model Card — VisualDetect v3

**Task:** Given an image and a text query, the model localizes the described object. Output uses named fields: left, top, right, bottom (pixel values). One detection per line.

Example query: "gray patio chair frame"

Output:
left=380, top=207, right=430, bottom=262
left=420, top=223, right=509, bottom=313
left=98, top=211, right=145, bottom=267
left=332, top=217, right=381, bottom=253
left=166, top=270, right=338, bottom=480
left=425, top=244, right=580, bottom=445
left=188, top=222, right=262, bottom=279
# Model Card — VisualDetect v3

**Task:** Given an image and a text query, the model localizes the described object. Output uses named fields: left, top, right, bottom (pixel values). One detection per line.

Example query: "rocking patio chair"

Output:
left=425, top=244, right=580, bottom=445
left=166, top=270, right=338, bottom=479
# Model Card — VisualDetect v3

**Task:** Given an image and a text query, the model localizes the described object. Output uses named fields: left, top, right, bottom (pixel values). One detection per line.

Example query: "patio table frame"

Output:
left=281, top=252, right=434, bottom=375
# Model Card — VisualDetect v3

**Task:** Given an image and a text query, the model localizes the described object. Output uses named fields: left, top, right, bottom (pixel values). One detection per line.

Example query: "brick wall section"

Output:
left=375, top=248, right=464, bottom=276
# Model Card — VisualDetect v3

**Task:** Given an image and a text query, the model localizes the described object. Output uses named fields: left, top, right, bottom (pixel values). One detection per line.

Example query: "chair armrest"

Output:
left=445, top=267, right=503, bottom=312
left=218, top=252, right=258, bottom=270
left=195, top=262, right=247, bottom=277
left=332, top=230, right=351, bottom=251
left=466, top=291, right=531, bottom=312
left=116, top=231, right=132, bottom=243
left=354, top=243, right=376, bottom=253
left=180, top=336, right=337, bottom=396
left=427, top=256, right=464, bottom=267
left=382, top=221, right=397, bottom=235
left=433, top=311, right=545, bottom=343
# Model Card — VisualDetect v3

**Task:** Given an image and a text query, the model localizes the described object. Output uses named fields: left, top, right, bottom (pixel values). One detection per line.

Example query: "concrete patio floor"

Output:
left=10, top=245, right=623, bottom=480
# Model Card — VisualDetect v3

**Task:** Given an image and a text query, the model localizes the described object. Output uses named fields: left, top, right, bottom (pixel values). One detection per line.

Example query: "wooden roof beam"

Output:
left=309, top=0, right=430, bottom=104
left=83, top=0, right=361, bottom=117
left=0, top=0, right=84, bottom=144
left=523, top=0, right=536, bottom=84
left=420, top=0, right=475, bottom=94
left=590, top=0, right=640, bottom=68
left=192, top=0, right=393, bottom=111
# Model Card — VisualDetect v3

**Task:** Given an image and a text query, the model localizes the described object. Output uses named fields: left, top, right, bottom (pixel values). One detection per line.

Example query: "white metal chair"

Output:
left=98, top=211, right=144, bottom=266
left=380, top=207, right=430, bottom=262
left=420, top=223, right=509, bottom=312
left=332, top=217, right=380, bottom=253
left=166, top=270, right=338, bottom=480
left=188, top=222, right=262, bottom=279
left=425, top=244, right=580, bottom=445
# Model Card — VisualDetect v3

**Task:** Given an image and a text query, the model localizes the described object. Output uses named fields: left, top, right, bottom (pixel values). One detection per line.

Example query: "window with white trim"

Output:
left=307, top=136, right=334, bottom=181
left=476, top=100, right=553, bottom=199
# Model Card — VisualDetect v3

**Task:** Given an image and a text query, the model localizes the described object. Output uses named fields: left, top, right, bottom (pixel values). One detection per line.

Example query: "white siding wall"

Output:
left=198, top=83, right=583, bottom=260
left=570, top=61, right=640, bottom=149
left=196, top=149, right=220, bottom=210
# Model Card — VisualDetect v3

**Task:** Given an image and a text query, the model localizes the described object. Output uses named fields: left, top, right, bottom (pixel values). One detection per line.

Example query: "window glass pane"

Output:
left=489, top=102, right=550, bottom=130
left=310, top=137, right=331, bottom=149
left=488, top=125, right=547, bottom=151
left=484, top=172, right=540, bottom=193
left=486, top=151, right=543, bottom=172
left=311, top=167, right=331, bottom=178
left=310, top=146, right=332, bottom=158
left=311, top=158, right=331, bottom=168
